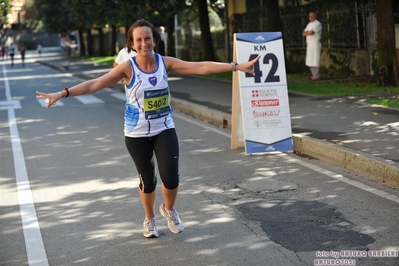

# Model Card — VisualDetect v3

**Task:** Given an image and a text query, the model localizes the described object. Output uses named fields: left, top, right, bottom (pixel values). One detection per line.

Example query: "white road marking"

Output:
left=281, top=154, right=399, bottom=204
left=0, top=99, right=21, bottom=109
left=0, top=73, right=73, bottom=82
left=37, top=98, right=64, bottom=107
left=75, top=95, right=104, bottom=104
left=2, top=63, right=49, bottom=266
left=110, top=92, right=126, bottom=101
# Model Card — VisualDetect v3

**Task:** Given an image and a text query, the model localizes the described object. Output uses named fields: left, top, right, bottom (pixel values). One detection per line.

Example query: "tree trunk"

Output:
left=111, top=25, right=117, bottom=56
left=264, top=0, right=282, bottom=32
left=87, top=29, right=94, bottom=56
left=376, top=0, right=398, bottom=86
left=167, top=16, right=175, bottom=57
left=78, top=29, right=86, bottom=56
left=99, top=27, right=105, bottom=56
left=264, top=0, right=289, bottom=73
left=198, top=0, right=217, bottom=61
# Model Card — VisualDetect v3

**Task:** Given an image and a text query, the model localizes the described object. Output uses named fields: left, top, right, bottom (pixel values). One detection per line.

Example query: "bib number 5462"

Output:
left=245, top=53, right=280, bottom=83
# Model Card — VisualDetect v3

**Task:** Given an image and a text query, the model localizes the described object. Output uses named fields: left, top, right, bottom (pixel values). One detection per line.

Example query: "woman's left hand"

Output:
left=238, top=55, right=261, bottom=76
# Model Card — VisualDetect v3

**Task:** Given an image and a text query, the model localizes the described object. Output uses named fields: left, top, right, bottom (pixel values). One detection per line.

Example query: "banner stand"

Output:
left=231, top=37, right=244, bottom=149
left=230, top=32, right=293, bottom=155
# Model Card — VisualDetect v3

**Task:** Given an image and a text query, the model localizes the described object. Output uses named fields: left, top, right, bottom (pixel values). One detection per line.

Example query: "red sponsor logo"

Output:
left=252, top=90, right=259, bottom=97
left=251, top=89, right=278, bottom=97
left=253, top=109, right=281, bottom=117
left=251, top=99, right=279, bottom=107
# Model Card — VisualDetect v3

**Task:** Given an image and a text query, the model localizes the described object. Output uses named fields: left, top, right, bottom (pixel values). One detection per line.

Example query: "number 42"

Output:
left=246, top=53, right=280, bottom=83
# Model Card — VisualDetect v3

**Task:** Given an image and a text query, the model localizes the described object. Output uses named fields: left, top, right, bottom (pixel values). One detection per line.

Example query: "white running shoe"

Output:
left=159, top=203, right=184, bottom=234
left=143, top=217, right=159, bottom=238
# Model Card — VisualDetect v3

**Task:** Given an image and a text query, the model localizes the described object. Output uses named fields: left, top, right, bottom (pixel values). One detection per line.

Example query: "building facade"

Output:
left=9, top=0, right=26, bottom=24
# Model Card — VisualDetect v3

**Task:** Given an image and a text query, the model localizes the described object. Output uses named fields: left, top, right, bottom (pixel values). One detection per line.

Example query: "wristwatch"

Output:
left=231, top=61, right=238, bottom=71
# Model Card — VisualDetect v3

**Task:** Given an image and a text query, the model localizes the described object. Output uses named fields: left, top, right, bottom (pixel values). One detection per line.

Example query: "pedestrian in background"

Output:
left=36, top=19, right=260, bottom=239
left=19, top=43, right=27, bottom=66
left=37, top=43, right=42, bottom=57
left=113, top=26, right=137, bottom=68
left=3, top=46, right=7, bottom=60
left=302, top=12, right=322, bottom=81
left=157, top=26, right=167, bottom=56
left=8, top=43, right=15, bottom=66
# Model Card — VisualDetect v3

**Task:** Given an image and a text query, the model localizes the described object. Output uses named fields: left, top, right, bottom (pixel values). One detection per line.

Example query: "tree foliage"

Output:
left=31, top=0, right=224, bottom=60
left=140, top=0, right=187, bottom=56
left=34, top=0, right=224, bottom=59
left=34, top=0, right=71, bottom=33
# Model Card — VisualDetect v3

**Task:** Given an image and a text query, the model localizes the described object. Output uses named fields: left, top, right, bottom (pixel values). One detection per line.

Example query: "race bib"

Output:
left=144, top=88, right=170, bottom=120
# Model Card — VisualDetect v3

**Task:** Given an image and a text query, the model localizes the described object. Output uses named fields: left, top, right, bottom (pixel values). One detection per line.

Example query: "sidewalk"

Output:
left=37, top=52, right=399, bottom=187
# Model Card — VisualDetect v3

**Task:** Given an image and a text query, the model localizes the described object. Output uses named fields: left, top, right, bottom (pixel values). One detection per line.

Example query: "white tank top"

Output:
left=124, top=53, right=175, bottom=137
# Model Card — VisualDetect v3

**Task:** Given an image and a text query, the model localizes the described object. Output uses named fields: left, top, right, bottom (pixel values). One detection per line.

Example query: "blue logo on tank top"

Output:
left=148, top=76, right=157, bottom=86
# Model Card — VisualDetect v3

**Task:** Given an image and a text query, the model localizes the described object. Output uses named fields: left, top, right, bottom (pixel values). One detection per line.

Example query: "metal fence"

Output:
left=174, top=0, right=379, bottom=61
left=232, top=0, right=377, bottom=49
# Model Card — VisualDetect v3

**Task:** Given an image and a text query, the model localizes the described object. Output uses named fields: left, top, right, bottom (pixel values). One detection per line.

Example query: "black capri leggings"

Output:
left=125, top=128, right=179, bottom=193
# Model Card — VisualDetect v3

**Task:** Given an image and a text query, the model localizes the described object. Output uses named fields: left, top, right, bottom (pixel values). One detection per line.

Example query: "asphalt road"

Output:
left=1, top=49, right=399, bottom=266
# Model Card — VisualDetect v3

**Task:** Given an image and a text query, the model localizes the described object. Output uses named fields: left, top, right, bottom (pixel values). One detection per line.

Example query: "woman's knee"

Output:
left=140, top=175, right=157, bottom=193
left=161, top=175, right=179, bottom=190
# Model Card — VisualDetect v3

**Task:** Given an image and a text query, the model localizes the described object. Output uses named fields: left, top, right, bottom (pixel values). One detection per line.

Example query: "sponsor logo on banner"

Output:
left=255, top=35, right=265, bottom=41
left=266, top=145, right=276, bottom=151
left=254, top=119, right=283, bottom=128
left=251, top=99, right=279, bottom=107
left=251, top=89, right=278, bottom=97
left=253, top=109, right=281, bottom=117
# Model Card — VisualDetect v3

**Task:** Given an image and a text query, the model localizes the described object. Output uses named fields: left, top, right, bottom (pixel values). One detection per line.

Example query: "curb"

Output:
left=172, top=98, right=231, bottom=128
left=293, top=134, right=399, bottom=187
left=37, top=60, right=67, bottom=72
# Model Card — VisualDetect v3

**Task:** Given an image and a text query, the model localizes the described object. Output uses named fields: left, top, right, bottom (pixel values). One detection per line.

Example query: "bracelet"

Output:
left=231, top=61, right=238, bottom=71
left=63, top=87, right=69, bottom=98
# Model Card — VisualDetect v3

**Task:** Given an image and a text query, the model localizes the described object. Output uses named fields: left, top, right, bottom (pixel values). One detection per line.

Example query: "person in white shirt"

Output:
left=158, top=26, right=167, bottom=56
left=113, top=26, right=137, bottom=68
left=37, top=44, right=43, bottom=57
left=8, top=43, right=15, bottom=66
left=302, top=12, right=322, bottom=80
left=113, top=47, right=137, bottom=67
